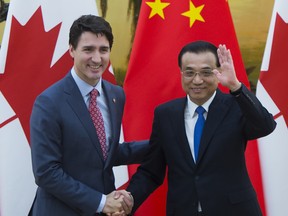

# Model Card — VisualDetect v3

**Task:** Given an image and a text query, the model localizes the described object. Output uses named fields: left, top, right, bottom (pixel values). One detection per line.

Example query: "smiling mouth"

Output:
left=192, top=87, right=204, bottom=93
left=89, top=65, right=101, bottom=70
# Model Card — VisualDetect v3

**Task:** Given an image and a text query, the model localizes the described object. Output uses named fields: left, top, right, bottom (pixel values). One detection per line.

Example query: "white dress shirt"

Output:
left=184, top=92, right=216, bottom=162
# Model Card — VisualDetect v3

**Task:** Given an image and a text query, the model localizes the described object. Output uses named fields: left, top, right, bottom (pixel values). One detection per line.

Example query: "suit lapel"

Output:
left=102, top=81, right=118, bottom=165
left=172, top=98, right=197, bottom=169
left=64, top=73, right=105, bottom=161
left=197, top=90, right=231, bottom=163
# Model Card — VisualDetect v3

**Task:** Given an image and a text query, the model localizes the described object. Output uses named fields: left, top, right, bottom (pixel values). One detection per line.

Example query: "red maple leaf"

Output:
left=0, top=7, right=73, bottom=143
left=260, top=14, right=288, bottom=127
left=0, top=7, right=118, bottom=143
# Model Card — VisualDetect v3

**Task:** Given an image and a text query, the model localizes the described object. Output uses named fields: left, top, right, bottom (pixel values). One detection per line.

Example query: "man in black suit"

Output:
left=29, top=15, right=149, bottom=216
left=125, top=40, right=276, bottom=216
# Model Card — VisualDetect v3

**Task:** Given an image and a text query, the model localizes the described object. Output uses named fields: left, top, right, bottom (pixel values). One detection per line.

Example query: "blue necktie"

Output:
left=194, top=106, right=205, bottom=161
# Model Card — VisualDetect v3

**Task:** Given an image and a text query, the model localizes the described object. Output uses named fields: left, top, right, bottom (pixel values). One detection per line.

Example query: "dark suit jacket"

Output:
left=30, top=72, right=149, bottom=216
left=127, top=85, right=276, bottom=216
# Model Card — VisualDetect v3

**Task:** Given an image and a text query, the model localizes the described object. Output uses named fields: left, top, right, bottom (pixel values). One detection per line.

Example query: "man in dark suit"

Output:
left=126, top=41, right=276, bottom=216
left=29, top=15, right=148, bottom=216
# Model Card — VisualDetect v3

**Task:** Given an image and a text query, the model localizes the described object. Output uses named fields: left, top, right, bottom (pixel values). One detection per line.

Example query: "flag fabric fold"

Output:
left=123, top=0, right=265, bottom=215
left=257, top=0, right=288, bottom=215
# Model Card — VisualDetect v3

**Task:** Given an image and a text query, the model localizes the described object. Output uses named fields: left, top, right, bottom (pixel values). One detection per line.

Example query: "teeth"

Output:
left=90, top=65, right=101, bottom=69
left=193, top=88, right=203, bottom=92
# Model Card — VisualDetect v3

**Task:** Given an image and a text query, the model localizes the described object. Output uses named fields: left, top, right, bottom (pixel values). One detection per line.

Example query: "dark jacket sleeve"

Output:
left=126, top=108, right=167, bottom=213
left=232, top=84, right=276, bottom=139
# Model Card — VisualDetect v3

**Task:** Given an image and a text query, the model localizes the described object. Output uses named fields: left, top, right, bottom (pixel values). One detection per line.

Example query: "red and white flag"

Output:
left=257, top=0, right=288, bottom=215
left=0, top=0, right=129, bottom=215
left=123, top=0, right=265, bottom=215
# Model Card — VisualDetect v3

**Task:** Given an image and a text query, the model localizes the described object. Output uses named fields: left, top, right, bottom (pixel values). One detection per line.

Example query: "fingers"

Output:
left=216, top=44, right=240, bottom=90
left=103, top=190, right=133, bottom=216
left=103, top=191, right=125, bottom=215
left=114, top=190, right=134, bottom=215
left=113, top=190, right=121, bottom=199
left=217, top=44, right=233, bottom=66
left=110, top=210, right=126, bottom=216
left=119, top=190, right=133, bottom=207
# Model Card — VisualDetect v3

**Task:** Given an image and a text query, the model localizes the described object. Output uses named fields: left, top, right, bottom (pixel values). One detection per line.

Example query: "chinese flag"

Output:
left=123, top=0, right=265, bottom=215
left=256, top=0, right=288, bottom=215
left=0, top=0, right=112, bottom=215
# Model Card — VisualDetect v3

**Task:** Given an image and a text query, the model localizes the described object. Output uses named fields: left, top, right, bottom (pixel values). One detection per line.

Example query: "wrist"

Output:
left=230, top=83, right=242, bottom=97
left=230, top=81, right=242, bottom=92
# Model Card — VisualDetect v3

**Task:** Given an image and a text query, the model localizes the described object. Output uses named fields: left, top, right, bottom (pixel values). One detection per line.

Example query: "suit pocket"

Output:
left=228, top=187, right=257, bottom=204
left=228, top=187, right=262, bottom=216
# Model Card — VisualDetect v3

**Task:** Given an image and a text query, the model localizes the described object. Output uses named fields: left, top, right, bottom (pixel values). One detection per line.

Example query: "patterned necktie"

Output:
left=89, top=89, right=108, bottom=160
left=194, top=106, right=206, bottom=161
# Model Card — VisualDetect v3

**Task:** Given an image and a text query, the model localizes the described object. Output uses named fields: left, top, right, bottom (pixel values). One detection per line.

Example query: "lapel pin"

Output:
left=112, top=98, right=116, bottom=103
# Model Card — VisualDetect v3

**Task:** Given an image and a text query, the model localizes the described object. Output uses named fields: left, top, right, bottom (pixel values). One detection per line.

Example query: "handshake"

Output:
left=102, top=190, right=134, bottom=216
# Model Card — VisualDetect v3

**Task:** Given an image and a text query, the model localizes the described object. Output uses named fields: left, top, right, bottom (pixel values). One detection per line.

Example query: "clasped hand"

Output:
left=103, top=190, right=133, bottom=216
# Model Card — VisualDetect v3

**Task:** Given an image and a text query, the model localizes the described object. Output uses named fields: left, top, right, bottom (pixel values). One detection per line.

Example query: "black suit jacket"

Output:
left=128, top=85, right=276, bottom=216
left=30, top=72, right=149, bottom=216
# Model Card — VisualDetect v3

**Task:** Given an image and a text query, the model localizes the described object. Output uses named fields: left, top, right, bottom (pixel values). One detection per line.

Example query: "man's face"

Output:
left=69, top=31, right=110, bottom=86
left=181, top=51, right=219, bottom=105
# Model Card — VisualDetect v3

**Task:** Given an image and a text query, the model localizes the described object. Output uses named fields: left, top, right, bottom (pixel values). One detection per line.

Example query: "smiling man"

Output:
left=126, top=40, right=276, bottom=216
left=29, top=15, right=149, bottom=216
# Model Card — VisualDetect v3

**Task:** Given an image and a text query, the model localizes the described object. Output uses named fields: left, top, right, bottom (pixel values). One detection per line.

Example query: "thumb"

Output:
left=113, top=190, right=121, bottom=199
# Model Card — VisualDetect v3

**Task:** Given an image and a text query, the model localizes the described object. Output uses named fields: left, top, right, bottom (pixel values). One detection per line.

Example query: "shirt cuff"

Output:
left=96, top=194, right=106, bottom=213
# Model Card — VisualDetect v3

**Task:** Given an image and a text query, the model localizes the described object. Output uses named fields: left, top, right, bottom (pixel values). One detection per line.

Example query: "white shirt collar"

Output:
left=186, top=91, right=216, bottom=118
left=71, top=67, right=103, bottom=97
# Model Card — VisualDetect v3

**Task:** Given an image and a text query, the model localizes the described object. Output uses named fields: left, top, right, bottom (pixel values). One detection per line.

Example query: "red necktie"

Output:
left=89, top=89, right=108, bottom=160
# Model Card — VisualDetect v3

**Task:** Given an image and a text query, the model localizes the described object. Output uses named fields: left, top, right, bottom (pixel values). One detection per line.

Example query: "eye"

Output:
left=201, top=69, right=213, bottom=77
left=83, top=47, right=93, bottom=52
left=100, top=47, right=110, bottom=54
left=184, top=70, right=195, bottom=77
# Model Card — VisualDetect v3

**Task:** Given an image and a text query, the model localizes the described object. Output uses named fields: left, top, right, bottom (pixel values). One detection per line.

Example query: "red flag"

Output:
left=123, top=0, right=264, bottom=215
left=256, top=0, right=288, bottom=215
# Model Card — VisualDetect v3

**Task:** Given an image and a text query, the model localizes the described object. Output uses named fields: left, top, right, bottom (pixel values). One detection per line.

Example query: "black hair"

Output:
left=178, top=40, right=220, bottom=68
left=69, top=14, right=114, bottom=49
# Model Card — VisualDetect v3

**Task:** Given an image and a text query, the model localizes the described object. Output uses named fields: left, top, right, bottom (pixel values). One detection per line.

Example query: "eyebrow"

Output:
left=184, top=66, right=212, bottom=70
left=82, top=45, right=110, bottom=50
left=100, top=46, right=110, bottom=50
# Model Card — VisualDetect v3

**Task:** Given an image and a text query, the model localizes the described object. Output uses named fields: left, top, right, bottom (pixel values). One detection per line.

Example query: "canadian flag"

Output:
left=0, top=0, right=127, bottom=215
left=256, top=0, right=288, bottom=215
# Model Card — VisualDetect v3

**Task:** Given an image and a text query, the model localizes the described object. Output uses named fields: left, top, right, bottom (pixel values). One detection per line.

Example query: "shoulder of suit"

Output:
left=102, top=79, right=125, bottom=101
left=38, top=74, right=68, bottom=98
left=102, top=79, right=123, bottom=90
left=156, top=97, right=186, bottom=110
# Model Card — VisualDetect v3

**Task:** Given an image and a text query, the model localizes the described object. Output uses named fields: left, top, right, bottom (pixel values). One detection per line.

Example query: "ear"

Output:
left=68, top=45, right=74, bottom=58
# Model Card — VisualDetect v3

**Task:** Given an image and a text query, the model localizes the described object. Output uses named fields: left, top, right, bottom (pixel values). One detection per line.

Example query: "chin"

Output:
left=89, top=72, right=102, bottom=79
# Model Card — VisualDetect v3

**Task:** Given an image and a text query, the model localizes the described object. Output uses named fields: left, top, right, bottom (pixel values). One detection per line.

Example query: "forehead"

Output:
left=181, top=51, right=217, bottom=68
left=78, top=31, right=109, bottom=47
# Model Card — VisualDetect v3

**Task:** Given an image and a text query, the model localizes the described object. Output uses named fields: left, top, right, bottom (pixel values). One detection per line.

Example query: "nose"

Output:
left=91, top=51, right=101, bottom=63
left=192, top=73, right=204, bottom=84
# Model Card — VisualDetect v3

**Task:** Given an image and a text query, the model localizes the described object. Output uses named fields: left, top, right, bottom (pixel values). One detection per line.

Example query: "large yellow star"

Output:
left=181, top=1, right=205, bottom=28
left=146, top=0, right=170, bottom=19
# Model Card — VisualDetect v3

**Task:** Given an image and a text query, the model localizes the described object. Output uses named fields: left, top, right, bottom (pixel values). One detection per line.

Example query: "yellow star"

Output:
left=146, top=0, right=170, bottom=19
left=181, top=1, right=205, bottom=28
